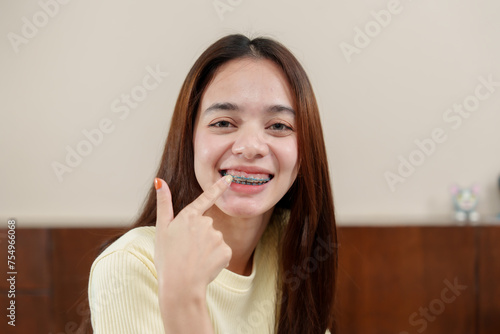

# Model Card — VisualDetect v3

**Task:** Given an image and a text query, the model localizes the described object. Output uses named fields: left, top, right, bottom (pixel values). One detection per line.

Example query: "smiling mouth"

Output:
left=220, top=170, right=274, bottom=186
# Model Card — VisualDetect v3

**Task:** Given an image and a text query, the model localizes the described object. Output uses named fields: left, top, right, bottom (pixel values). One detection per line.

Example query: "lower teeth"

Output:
left=234, top=180, right=265, bottom=185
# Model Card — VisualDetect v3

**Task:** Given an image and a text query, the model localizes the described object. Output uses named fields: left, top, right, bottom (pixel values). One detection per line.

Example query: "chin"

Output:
left=217, top=201, right=270, bottom=219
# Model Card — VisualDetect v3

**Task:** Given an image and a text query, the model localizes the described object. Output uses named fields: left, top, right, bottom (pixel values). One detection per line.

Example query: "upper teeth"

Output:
left=221, top=170, right=272, bottom=184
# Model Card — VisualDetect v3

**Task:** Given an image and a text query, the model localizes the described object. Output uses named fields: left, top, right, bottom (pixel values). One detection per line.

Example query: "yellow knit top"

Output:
left=88, top=222, right=280, bottom=334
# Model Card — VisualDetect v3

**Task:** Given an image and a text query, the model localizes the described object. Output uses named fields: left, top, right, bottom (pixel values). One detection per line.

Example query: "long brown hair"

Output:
left=116, top=34, right=336, bottom=333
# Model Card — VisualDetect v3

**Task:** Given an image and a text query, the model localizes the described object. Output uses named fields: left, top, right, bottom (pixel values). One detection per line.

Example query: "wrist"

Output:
left=159, top=283, right=212, bottom=334
left=159, top=280, right=206, bottom=308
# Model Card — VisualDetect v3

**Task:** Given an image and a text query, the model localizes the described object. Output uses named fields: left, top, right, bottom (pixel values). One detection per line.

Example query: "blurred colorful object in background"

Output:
left=451, top=184, right=480, bottom=223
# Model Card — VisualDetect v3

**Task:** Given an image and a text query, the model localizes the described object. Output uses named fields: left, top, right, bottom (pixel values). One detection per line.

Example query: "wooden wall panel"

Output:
left=336, top=226, right=476, bottom=334
left=50, top=228, right=124, bottom=334
left=478, top=226, right=500, bottom=333
left=0, top=229, right=50, bottom=290
left=0, top=294, right=52, bottom=333
left=0, top=228, right=52, bottom=334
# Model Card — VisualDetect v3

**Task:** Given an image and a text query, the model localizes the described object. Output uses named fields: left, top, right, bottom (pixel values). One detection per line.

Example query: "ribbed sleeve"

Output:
left=88, top=227, right=165, bottom=333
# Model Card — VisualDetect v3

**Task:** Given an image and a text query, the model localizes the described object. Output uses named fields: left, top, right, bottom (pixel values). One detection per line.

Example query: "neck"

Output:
left=205, top=207, right=273, bottom=276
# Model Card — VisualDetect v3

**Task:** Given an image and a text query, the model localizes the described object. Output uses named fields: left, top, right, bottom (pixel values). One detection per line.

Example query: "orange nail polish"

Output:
left=154, top=178, right=162, bottom=190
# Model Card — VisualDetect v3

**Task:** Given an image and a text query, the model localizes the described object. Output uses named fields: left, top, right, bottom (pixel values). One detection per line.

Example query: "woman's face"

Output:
left=193, top=58, right=298, bottom=218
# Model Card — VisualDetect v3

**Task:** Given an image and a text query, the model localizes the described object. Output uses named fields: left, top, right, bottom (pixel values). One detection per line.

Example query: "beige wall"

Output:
left=1, top=0, right=499, bottom=227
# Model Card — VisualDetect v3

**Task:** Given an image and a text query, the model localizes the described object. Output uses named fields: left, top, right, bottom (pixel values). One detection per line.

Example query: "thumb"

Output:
left=155, top=178, right=174, bottom=227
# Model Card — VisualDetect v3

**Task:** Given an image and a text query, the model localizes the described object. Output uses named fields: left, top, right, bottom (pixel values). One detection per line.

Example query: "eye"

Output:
left=267, top=122, right=294, bottom=137
left=270, top=123, right=291, bottom=130
left=209, top=120, right=232, bottom=128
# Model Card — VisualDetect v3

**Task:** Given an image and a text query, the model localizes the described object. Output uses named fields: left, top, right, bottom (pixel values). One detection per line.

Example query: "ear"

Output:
left=471, top=184, right=480, bottom=194
left=450, top=185, right=460, bottom=195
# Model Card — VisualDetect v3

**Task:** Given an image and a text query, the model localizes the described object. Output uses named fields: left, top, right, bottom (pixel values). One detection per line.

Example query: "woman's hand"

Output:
left=153, top=175, right=233, bottom=333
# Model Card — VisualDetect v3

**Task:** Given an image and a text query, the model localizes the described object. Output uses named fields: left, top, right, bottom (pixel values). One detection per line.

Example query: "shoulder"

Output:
left=90, top=226, right=157, bottom=278
left=102, top=226, right=156, bottom=253
left=88, top=226, right=164, bottom=332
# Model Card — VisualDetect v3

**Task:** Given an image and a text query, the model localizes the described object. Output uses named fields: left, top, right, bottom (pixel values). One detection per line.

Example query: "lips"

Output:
left=219, top=168, right=274, bottom=185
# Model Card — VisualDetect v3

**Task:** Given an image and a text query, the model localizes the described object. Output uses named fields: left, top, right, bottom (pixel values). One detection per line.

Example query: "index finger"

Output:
left=188, top=175, right=233, bottom=214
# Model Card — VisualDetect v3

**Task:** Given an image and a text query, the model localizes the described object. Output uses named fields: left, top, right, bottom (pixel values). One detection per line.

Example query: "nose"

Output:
left=232, top=129, right=269, bottom=160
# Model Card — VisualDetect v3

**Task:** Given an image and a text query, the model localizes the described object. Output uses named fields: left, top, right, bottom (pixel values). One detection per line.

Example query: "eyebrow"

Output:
left=203, top=102, right=295, bottom=116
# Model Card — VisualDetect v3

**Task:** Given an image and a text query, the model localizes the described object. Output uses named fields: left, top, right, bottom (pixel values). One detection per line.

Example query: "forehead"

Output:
left=199, top=58, right=295, bottom=111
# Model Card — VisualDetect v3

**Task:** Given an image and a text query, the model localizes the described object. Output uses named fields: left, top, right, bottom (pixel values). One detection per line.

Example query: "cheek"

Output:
left=273, top=139, right=298, bottom=174
left=194, top=133, right=228, bottom=174
left=194, top=142, right=212, bottom=165
left=194, top=138, right=210, bottom=182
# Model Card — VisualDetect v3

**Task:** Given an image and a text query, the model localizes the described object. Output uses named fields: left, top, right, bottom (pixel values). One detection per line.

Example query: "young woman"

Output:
left=88, top=34, right=337, bottom=334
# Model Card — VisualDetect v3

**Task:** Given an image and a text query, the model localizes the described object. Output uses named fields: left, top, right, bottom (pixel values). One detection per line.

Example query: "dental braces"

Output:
left=221, top=171, right=271, bottom=185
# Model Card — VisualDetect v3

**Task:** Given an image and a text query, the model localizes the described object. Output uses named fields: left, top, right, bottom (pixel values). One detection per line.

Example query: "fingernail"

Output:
left=154, top=178, right=162, bottom=190
left=224, top=175, right=233, bottom=185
